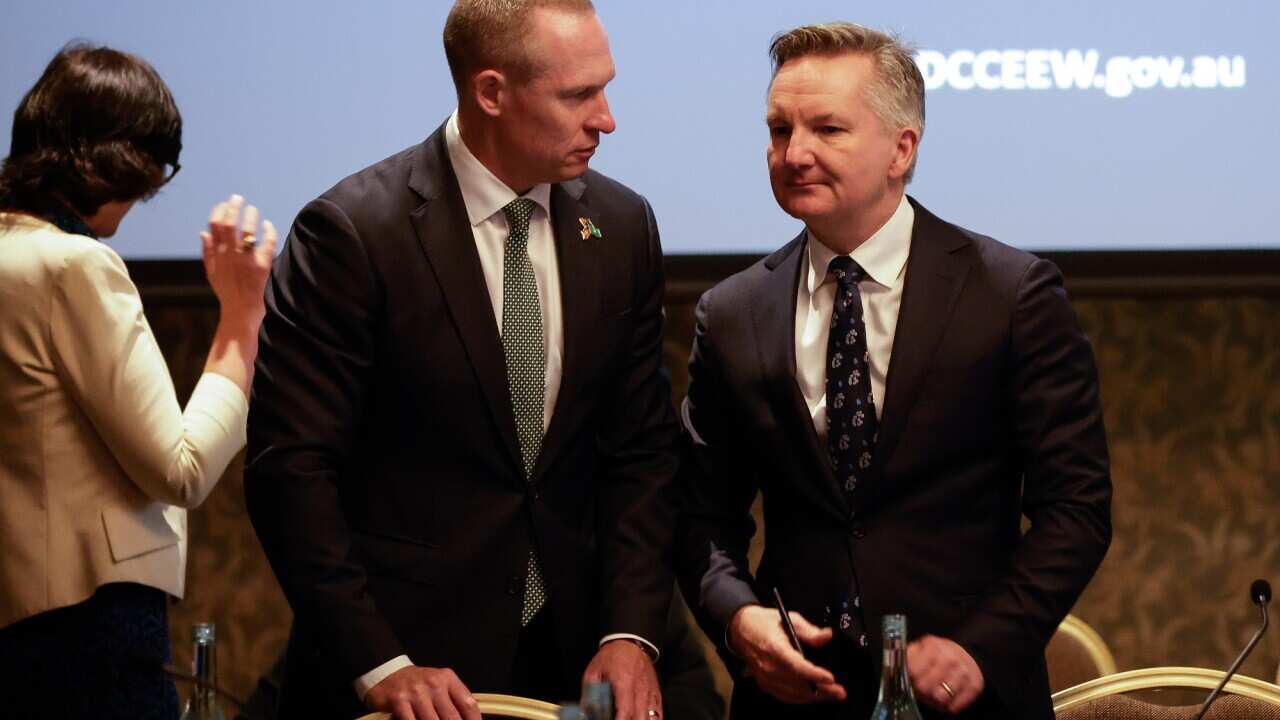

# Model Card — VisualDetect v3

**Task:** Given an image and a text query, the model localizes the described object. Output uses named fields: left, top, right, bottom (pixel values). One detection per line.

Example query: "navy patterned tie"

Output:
left=501, top=198, right=547, bottom=625
left=825, top=255, right=877, bottom=647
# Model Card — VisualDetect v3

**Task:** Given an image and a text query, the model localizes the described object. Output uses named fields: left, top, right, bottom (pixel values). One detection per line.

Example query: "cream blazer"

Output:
left=0, top=213, right=247, bottom=629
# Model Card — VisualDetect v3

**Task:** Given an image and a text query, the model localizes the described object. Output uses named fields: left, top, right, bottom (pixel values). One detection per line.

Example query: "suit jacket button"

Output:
left=506, top=575, right=523, bottom=596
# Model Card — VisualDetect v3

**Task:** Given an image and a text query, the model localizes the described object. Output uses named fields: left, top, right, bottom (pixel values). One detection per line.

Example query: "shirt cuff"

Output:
left=721, top=601, right=768, bottom=659
left=353, top=655, right=413, bottom=700
left=600, top=633, right=660, bottom=663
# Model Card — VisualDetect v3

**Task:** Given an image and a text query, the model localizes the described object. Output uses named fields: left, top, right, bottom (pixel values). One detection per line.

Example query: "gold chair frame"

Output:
left=1053, top=666, right=1280, bottom=713
left=357, top=692, right=560, bottom=720
left=1056, top=613, right=1118, bottom=677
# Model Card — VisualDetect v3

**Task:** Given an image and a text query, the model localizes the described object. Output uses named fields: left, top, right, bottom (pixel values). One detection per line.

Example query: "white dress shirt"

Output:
left=795, top=195, right=914, bottom=437
left=354, top=113, right=653, bottom=699
left=448, top=111, right=563, bottom=428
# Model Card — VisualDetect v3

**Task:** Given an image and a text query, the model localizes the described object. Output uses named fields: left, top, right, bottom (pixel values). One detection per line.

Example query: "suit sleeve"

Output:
left=676, top=287, right=763, bottom=658
left=951, top=258, right=1112, bottom=706
left=592, top=197, right=681, bottom=646
left=243, top=198, right=406, bottom=684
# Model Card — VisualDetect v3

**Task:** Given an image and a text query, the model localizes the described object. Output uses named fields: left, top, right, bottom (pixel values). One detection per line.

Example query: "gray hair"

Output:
left=443, top=0, right=595, bottom=93
left=769, top=22, right=925, bottom=181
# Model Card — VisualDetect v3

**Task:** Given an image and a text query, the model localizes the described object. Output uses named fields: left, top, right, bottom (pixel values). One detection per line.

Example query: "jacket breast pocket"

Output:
left=597, top=270, right=631, bottom=320
left=101, top=504, right=180, bottom=563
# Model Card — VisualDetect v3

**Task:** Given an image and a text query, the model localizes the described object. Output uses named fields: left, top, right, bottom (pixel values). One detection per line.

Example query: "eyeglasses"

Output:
left=132, top=133, right=182, bottom=184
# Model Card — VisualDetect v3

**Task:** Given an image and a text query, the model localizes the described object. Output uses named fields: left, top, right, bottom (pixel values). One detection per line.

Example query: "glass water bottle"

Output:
left=583, top=680, right=615, bottom=720
left=868, top=614, right=924, bottom=720
left=179, top=622, right=226, bottom=720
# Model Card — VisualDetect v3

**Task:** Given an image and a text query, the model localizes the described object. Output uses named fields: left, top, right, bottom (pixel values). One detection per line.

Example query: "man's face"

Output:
left=766, top=53, right=912, bottom=239
left=498, top=8, right=616, bottom=189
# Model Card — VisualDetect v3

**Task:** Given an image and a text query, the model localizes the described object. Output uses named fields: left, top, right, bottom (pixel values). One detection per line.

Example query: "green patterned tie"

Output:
left=501, top=198, right=547, bottom=625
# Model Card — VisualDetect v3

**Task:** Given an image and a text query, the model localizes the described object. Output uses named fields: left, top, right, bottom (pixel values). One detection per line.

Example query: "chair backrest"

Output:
left=1047, top=613, right=1119, bottom=692
left=1056, top=693, right=1280, bottom=720
left=356, top=693, right=560, bottom=720
left=1053, top=666, right=1280, bottom=719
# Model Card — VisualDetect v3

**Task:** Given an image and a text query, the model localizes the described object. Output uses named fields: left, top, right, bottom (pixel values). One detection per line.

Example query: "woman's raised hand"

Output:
left=200, top=193, right=277, bottom=328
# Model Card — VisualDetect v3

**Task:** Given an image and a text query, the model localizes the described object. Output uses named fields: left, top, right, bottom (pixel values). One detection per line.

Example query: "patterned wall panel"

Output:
left=1069, top=297, right=1280, bottom=683
left=144, top=301, right=292, bottom=708
left=142, top=286, right=1280, bottom=710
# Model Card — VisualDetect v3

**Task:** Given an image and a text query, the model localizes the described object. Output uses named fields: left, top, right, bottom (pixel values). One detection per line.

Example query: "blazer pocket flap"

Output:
left=102, top=505, right=180, bottom=562
left=351, top=530, right=440, bottom=586
left=601, top=302, right=631, bottom=320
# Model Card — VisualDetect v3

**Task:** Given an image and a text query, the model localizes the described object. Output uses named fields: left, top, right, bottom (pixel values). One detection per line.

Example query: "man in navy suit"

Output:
left=245, top=2, right=679, bottom=718
left=678, top=22, right=1111, bottom=719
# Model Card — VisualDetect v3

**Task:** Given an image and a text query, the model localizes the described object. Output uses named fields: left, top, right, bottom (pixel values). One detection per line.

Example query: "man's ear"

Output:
left=473, top=69, right=507, bottom=118
left=888, top=126, right=920, bottom=181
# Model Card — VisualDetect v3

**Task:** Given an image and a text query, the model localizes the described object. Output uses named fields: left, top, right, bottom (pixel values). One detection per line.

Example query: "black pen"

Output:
left=773, top=587, right=820, bottom=695
left=772, top=586, right=805, bottom=657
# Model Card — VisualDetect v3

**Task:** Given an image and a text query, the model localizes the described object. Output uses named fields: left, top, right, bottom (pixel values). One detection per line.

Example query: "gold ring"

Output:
left=940, top=680, right=956, bottom=699
left=647, top=711, right=659, bottom=718
left=240, top=234, right=256, bottom=251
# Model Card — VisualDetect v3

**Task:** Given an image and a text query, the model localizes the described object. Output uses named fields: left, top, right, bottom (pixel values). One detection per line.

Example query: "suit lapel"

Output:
left=530, top=179, right=597, bottom=485
left=408, top=128, right=523, bottom=475
left=874, top=199, right=972, bottom=475
left=751, top=234, right=852, bottom=526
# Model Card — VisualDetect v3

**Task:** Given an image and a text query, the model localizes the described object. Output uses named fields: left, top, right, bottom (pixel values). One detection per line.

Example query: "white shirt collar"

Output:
left=444, top=110, right=551, bottom=227
left=806, top=194, right=914, bottom=295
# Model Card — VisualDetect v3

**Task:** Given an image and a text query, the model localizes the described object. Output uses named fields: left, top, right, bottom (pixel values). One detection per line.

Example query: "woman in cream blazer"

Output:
left=0, top=45, right=276, bottom=718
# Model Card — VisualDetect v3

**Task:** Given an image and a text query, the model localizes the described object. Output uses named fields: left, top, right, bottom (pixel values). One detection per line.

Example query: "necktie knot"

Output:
left=502, top=198, right=537, bottom=248
left=828, top=256, right=866, bottom=287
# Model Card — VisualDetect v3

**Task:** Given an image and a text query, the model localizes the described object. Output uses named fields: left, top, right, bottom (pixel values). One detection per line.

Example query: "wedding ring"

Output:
left=240, top=232, right=256, bottom=251
left=647, top=710, right=659, bottom=718
left=940, top=680, right=957, bottom=699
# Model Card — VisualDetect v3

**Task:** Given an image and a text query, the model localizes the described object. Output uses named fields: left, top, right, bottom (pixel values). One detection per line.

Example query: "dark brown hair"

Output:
left=0, top=43, right=182, bottom=217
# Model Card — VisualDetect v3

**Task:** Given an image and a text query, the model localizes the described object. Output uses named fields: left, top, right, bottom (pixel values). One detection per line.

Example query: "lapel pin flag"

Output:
left=578, top=217, right=602, bottom=240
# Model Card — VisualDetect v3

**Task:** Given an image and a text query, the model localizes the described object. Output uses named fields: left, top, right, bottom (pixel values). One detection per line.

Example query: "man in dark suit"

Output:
left=678, top=22, right=1112, bottom=719
left=244, top=2, right=678, bottom=719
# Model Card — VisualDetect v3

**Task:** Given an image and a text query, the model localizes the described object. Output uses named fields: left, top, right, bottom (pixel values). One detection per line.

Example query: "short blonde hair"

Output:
left=443, top=0, right=595, bottom=92
left=770, top=22, right=925, bottom=181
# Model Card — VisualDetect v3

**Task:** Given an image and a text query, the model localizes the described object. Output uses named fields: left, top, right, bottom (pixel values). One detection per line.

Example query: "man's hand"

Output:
left=582, top=639, right=661, bottom=720
left=364, top=666, right=481, bottom=720
left=727, top=604, right=846, bottom=705
left=906, top=635, right=984, bottom=715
